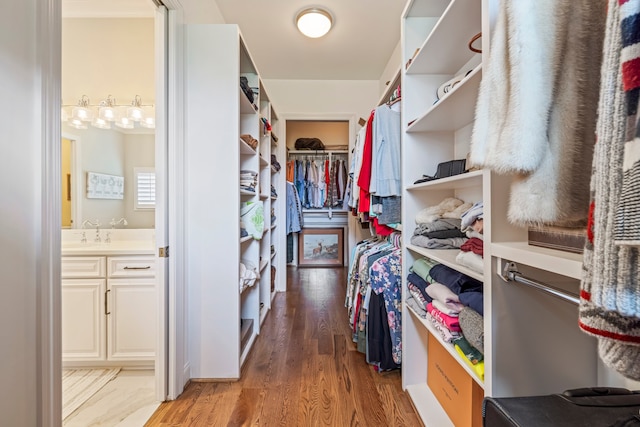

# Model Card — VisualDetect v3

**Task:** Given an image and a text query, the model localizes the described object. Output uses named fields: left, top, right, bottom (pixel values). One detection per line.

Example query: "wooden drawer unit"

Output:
left=108, top=256, right=156, bottom=278
left=61, top=256, right=106, bottom=278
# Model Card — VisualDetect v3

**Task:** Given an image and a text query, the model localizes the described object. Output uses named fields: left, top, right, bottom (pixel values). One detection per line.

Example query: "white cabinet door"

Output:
left=106, top=278, right=156, bottom=361
left=61, top=278, right=106, bottom=362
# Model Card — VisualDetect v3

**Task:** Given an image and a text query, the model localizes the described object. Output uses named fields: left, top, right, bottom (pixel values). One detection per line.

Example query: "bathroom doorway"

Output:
left=60, top=0, right=167, bottom=424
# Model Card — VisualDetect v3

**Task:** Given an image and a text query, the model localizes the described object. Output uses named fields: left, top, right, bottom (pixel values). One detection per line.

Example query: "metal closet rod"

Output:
left=499, top=261, right=580, bottom=306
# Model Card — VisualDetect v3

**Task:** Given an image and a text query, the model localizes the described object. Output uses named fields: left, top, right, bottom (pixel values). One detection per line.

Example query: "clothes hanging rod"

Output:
left=499, top=261, right=579, bottom=306
left=288, top=150, right=349, bottom=154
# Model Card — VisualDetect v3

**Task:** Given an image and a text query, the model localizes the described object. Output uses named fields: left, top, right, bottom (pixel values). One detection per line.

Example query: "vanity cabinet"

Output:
left=61, top=255, right=156, bottom=366
left=61, top=257, right=106, bottom=362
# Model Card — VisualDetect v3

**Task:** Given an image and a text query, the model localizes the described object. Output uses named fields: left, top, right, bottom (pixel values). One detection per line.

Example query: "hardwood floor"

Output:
left=145, top=266, right=421, bottom=427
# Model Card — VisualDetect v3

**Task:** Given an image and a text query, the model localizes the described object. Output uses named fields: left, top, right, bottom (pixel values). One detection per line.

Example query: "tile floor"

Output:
left=63, top=369, right=159, bottom=427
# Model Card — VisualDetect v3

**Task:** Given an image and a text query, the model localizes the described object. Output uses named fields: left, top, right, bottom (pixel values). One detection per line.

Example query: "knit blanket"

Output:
left=579, top=0, right=640, bottom=381
left=614, top=0, right=640, bottom=245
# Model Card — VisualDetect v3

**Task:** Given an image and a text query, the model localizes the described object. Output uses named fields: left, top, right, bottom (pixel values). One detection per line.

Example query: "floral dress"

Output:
left=369, top=249, right=402, bottom=364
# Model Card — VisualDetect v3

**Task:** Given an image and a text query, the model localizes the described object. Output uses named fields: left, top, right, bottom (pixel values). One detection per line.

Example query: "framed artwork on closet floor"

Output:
left=298, top=227, right=344, bottom=267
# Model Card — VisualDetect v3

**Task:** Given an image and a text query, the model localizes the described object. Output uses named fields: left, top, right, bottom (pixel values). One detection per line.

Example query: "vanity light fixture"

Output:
left=61, top=94, right=155, bottom=130
left=68, top=117, right=88, bottom=130
left=126, top=95, right=145, bottom=122
left=98, top=95, right=117, bottom=122
left=296, top=7, right=333, bottom=38
left=71, top=95, right=92, bottom=122
left=91, top=116, right=111, bottom=130
left=115, top=115, right=135, bottom=129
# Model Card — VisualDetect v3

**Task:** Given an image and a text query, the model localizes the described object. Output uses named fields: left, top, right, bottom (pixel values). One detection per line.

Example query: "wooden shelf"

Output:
left=407, top=65, right=482, bottom=132
left=407, top=306, right=484, bottom=387
left=259, top=258, right=268, bottom=273
left=491, top=242, right=583, bottom=280
left=406, top=0, right=482, bottom=75
left=240, top=137, right=257, bottom=155
left=240, top=189, right=256, bottom=196
left=240, top=235, right=252, bottom=244
left=406, top=170, right=483, bottom=191
left=407, top=244, right=484, bottom=282
left=405, top=383, right=455, bottom=427
left=240, top=88, right=257, bottom=114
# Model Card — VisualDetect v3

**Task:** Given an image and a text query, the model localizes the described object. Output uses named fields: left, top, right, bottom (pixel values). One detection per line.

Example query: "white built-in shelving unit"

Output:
left=400, top=1, right=485, bottom=423
left=185, top=24, right=282, bottom=379
left=399, top=0, right=610, bottom=425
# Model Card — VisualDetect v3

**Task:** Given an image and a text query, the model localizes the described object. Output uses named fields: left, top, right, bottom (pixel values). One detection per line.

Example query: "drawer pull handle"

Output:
left=105, top=289, right=111, bottom=315
left=123, top=266, right=151, bottom=270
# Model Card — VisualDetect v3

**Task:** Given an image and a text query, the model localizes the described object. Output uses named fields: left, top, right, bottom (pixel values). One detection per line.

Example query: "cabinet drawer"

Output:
left=61, top=257, right=106, bottom=278
left=108, top=256, right=156, bottom=277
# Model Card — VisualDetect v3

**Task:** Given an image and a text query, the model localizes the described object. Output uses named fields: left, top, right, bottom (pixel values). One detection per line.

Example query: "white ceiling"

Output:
left=214, top=0, right=406, bottom=80
left=62, top=0, right=407, bottom=81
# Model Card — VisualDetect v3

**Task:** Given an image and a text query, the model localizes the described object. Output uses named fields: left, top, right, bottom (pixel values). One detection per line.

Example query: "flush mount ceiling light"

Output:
left=296, top=7, right=333, bottom=38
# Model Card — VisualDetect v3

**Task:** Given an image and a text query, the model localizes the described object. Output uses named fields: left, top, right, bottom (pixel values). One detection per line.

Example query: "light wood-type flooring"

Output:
left=145, top=266, right=422, bottom=426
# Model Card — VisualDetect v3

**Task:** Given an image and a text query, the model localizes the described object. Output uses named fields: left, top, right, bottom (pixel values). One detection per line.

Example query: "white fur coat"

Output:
left=470, top=0, right=606, bottom=225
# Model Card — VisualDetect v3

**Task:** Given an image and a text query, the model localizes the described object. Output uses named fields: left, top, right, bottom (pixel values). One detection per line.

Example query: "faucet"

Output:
left=82, top=219, right=101, bottom=242
left=110, top=217, right=128, bottom=228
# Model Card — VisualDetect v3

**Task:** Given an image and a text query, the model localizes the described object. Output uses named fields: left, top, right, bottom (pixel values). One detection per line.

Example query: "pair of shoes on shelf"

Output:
left=271, top=154, right=281, bottom=171
left=240, top=134, right=258, bottom=149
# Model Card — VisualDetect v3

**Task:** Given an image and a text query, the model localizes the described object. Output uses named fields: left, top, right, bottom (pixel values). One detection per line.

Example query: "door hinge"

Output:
left=159, top=246, right=169, bottom=258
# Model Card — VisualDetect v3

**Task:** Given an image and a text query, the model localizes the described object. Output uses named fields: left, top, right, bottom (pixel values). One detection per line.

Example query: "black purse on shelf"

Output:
left=414, top=159, right=466, bottom=184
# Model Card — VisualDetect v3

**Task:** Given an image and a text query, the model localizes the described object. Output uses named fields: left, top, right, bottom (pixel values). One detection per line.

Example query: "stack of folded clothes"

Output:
left=240, top=170, right=258, bottom=192
left=410, top=197, right=472, bottom=249
left=455, top=201, right=484, bottom=273
left=404, top=257, right=485, bottom=379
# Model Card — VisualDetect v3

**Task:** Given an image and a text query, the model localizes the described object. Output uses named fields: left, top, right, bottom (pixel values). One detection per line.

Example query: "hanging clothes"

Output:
left=345, top=234, right=402, bottom=371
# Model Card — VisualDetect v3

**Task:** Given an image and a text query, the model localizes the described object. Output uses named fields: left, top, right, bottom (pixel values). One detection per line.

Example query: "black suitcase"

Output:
left=483, top=387, right=640, bottom=427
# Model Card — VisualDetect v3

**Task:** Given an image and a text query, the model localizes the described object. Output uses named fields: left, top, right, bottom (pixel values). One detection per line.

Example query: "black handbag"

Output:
left=483, top=387, right=640, bottom=427
left=414, top=159, right=467, bottom=184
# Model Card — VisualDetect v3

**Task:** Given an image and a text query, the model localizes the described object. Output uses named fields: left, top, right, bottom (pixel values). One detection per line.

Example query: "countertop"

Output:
left=61, top=240, right=155, bottom=256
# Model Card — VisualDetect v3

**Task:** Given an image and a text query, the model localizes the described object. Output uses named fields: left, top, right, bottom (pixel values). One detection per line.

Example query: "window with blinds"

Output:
left=134, top=167, right=156, bottom=210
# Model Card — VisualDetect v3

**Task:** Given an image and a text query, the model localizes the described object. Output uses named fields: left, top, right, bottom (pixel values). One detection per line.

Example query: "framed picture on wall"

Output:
left=298, top=227, right=344, bottom=267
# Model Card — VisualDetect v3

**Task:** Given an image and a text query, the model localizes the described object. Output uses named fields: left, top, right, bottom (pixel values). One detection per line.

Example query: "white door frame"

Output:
left=278, top=112, right=357, bottom=289
left=161, top=0, right=188, bottom=399
left=41, top=1, right=187, bottom=424
left=154, top=4, right=169, bottom=402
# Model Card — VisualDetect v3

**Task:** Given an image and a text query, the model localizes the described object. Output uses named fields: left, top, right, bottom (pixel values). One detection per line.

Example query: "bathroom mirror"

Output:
left=61, top=17, right=155, bottom=229
left=62, top=125, right=155, bottom=229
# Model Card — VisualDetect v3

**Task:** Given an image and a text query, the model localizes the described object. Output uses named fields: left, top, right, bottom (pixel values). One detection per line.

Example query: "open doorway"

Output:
left=60, top=1, right=165, bottom=424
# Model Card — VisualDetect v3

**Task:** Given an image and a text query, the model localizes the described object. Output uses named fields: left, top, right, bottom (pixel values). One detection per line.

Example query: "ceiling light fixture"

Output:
left=296, top=7, right=333, bottom=38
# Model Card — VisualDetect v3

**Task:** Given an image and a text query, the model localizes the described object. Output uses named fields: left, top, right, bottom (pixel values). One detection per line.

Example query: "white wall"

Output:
left=1, top=0, right=52, bottom=425
left=379, top=41, right=402, bottom=97
left=62, top=18, right=155, bottom=106
left=181, top=0, right=226, bottom=24
left=263, top=79, right=379, bottom=122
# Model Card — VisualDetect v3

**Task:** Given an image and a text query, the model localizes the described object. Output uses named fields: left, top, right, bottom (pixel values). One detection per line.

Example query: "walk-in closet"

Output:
left=8, top=0, right=640, bottom=426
